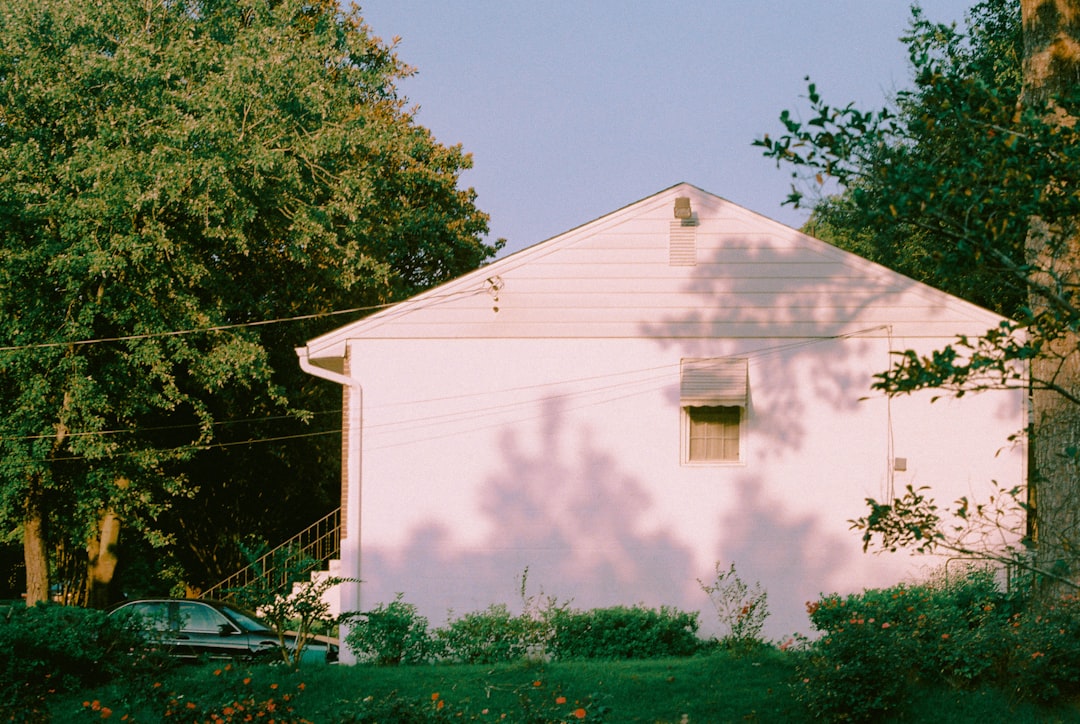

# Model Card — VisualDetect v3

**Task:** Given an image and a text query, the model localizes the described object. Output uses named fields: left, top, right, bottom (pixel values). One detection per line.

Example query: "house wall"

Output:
left=346, top=333, right=1025, bottom=639
left=306, top=184, right=1028, bottom=642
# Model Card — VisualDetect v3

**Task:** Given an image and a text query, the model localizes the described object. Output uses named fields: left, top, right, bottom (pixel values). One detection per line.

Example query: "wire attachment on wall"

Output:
left=485, top=276, right=504, bottom=313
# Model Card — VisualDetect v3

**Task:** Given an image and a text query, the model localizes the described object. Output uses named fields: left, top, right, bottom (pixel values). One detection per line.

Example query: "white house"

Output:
left=297, top=183, right=1026, bottom=660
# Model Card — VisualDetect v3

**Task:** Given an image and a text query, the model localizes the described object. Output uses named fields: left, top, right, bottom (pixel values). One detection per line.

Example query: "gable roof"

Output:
left=300, top=183, right=1005, bottom=368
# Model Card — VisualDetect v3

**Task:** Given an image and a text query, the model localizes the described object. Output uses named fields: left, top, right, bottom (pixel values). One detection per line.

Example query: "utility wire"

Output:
left=0, top=286, right=482, bottom=353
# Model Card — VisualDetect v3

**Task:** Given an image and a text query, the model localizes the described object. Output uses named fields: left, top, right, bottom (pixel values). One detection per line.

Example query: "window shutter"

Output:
left=680, top=358, right=748, bottom=406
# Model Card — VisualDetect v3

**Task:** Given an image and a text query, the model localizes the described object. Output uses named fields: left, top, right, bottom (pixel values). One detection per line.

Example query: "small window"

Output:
left=687, top=405, right=741, bottom=462
left=680, top=358, right=748, bottom=465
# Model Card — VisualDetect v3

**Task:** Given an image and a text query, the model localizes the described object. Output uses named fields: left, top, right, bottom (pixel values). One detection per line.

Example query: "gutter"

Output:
left=295, top=345, right=362, bottom=665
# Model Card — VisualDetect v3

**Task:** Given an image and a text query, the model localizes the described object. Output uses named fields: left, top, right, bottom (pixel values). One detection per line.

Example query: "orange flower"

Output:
left=214, top=669, right=223, bottom=676
left=243, top=678, right=252, bottom=686
left=186, top=702, right=196, bottom=710
left=573, top=708, right=587, bottom=719
left=436, top=700, right=445, bottom=710
left=100, top=707, right=113, bottom=719
left=431, top=693, right=440, bottom=701
left=533, top=680, right=543, bottom=687
left=555, top=696, right=567, bottom=705
left=270, top=683, right=279, bottom=690
left=297, top=683, right=306, bottom=691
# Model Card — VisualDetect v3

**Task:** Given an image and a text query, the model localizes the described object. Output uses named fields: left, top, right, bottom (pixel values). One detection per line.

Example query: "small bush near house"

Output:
left=547, top=605, right=701, bottom=661
left=0, top=603, right=169, bottom=720
left=698, top=561, right=770, bottom=654
left=345, top=594, right=434, bottom=665
left=436, top=603, right=528, bottom=664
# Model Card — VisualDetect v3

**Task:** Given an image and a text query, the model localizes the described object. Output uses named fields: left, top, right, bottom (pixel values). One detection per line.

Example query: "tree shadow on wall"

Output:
left=714, top=474, right=850, bottom=638
left=361, top=399, right=700, bottom=620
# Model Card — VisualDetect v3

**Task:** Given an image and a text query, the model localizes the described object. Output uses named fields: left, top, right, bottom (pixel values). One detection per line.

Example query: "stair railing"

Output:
left=201, top=507, right=341, bottom=601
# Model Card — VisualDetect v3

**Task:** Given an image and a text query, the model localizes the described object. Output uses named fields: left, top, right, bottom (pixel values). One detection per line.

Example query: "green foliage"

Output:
left=346, top=594, right=435, bottom=666
left=758, top=0, right=1080, bottom=587
left=226, top=544, right=350, bottom=669
left=0, top=0, right=501, bottom=600
left=698, top=561, right=770, bottom=653
left=547, top=605, right=700, bottom=661
left=795, top=570, right=1080, bottom=721
left=798, top=0, right=1025, bottom=318
left=436, top=604, right=530, bottom=665
left=756, top=0, right=1080, bottom=400
left=0, top=603, right=168, bottom=720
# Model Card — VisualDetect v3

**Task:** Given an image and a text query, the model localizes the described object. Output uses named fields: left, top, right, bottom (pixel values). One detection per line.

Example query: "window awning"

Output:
left=680, top=358, right=748, bottom=406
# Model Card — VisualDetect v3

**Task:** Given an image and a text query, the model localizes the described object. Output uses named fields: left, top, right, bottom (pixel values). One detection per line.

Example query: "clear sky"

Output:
left=358, top=1, right=979, bottom=257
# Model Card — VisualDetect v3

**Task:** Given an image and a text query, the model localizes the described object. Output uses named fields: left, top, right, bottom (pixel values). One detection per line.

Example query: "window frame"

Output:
left=679, top=357, right=749, bottom=467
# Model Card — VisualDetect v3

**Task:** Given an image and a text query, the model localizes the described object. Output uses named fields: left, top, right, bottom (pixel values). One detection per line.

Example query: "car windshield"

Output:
left=220, top=604, right=271, bottom=632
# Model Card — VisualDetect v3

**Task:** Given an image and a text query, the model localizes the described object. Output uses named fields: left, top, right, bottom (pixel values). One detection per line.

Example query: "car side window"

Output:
left=177, top=602, right=231, bottom=634
left=127, top=602, right=170, bottom=631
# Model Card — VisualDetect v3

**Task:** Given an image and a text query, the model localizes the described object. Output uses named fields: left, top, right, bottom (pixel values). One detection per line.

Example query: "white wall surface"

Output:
left=347, top=333, right=1024, bottom=639
left=307, top=185, right=1027, bottom=641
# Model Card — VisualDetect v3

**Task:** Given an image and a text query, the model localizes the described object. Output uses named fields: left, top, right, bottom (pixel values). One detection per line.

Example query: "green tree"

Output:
left=795, top=0, right=1025, bottom=317
left=758, top=0, right=1080, bottom=589
left=0, top=0, right=501, bottom=606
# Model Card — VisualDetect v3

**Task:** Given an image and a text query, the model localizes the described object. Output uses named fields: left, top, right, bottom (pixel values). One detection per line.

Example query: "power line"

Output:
left=0, top=306, right=388, bottom=353
left=11, top=429, right=341, bottom=467
left=0, top=409, right=342, bottom=444
left=0, top=286, right=483, bottom=353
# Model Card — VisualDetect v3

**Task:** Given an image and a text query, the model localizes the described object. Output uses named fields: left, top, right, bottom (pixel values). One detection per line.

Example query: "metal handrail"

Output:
left=201, top=507, right=341, bottom=600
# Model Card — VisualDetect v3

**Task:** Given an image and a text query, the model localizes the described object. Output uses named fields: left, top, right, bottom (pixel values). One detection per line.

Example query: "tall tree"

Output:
left=1020, top=0, right=1080, bottom=586
left=758, top=0, right=1080, bottom=587
left=0, top=0, right=501, bottom=605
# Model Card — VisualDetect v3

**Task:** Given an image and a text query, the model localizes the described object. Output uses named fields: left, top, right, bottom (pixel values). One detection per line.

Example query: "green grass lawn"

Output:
left=49, top=649, right=1080, bottom=723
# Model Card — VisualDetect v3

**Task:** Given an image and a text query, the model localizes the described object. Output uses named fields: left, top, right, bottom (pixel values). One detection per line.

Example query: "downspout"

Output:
left=296, top=345, right=362, bottom=665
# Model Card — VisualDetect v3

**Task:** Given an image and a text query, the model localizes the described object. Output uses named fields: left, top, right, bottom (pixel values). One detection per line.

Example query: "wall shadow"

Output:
left=362, top=399, right=700, bottom=623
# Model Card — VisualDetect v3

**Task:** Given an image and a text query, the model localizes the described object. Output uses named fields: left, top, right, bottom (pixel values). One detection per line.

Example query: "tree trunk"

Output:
left=85, top=477, right=128, bottom=608
left=23, top=487, right=49, bottom=605
left=86, top=510, right=122, bottom=609
left=1021, top=0, right=1080, bottom=588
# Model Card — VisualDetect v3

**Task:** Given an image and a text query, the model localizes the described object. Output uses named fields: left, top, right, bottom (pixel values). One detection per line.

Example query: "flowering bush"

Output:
left=1005, top=594, right=1080, bottom=702
left=793, top=569, right=1080, bottom=721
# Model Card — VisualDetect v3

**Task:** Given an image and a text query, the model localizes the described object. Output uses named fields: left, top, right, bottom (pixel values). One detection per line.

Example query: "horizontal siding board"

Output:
left=356, top=320, right=993, bottom=340
left=504, top=274, right=909, bottom=295
left=304, top=184, right=1008, bottom=359
left=369, top=308, right=989, bottom=330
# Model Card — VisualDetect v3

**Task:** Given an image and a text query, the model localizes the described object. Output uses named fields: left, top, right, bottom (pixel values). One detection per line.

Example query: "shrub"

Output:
left=698, top=561, right=770, bottom=653
left=226, top=544, right=352, bottom=669
left=1005, top=594, right=1080, bottom=703
left=796, top=569, right=1019, bottom=722
left=547, top=605, right=700, bottom=661
left=436, top=604, right=528, bottom=664
left=346, top=594, right=434, bottom=665
left=0, top=603, right=166, bottom=720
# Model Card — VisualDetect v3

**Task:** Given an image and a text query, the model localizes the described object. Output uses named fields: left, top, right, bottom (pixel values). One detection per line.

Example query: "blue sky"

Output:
left=359, top=2, right=979, bottom=257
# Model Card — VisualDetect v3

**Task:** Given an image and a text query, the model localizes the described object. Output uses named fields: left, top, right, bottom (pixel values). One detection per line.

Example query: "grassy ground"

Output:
left=49, top=649, right=1080, bottom=723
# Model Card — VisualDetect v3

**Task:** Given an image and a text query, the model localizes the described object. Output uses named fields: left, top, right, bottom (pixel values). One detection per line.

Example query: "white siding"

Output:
left=302, top=184, right=1026, bottom=641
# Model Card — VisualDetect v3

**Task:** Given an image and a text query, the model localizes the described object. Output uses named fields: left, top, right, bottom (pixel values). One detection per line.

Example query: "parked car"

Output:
left=108, top=598, right=338, bottom=664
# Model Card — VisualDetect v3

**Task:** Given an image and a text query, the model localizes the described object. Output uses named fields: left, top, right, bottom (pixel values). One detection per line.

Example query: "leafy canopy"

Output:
left=0, top=0, right=500, bottom=594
